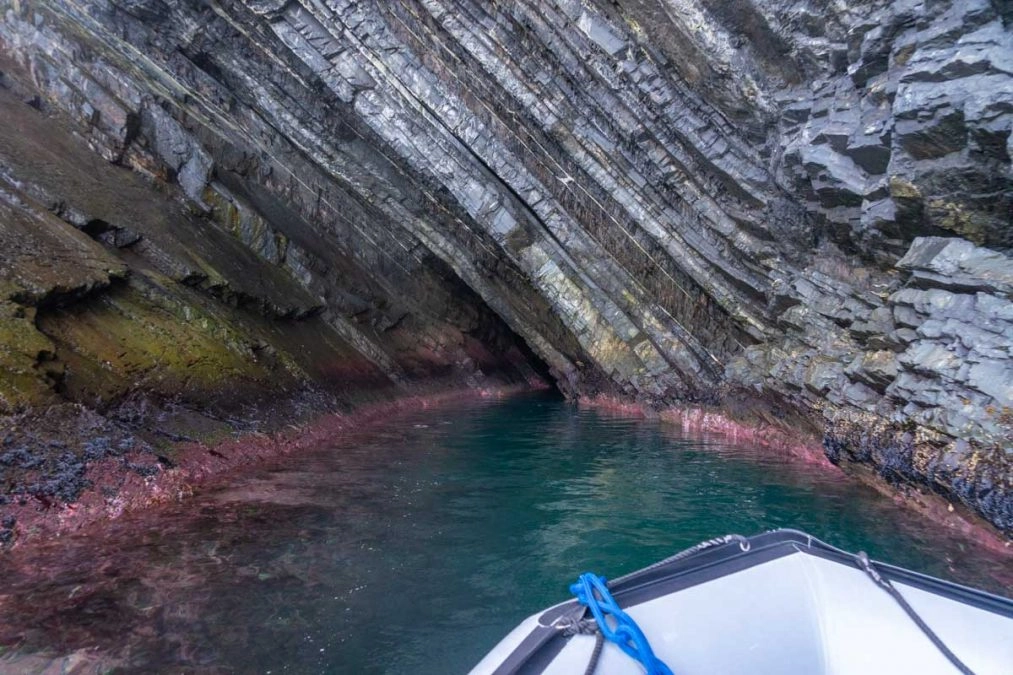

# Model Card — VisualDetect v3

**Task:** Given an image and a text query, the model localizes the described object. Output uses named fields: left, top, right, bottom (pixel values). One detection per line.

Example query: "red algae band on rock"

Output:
left=1, top=386, right=535, bottom=548
left=578, top=395, right=835, bottom=468
left=0, top=0, right=1011, bottom=542
left=578, top=395, right=1013, bottom=558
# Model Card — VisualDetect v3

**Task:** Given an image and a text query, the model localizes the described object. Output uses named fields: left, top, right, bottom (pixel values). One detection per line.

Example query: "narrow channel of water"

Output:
left=0, top=393, right=1009, bottom=673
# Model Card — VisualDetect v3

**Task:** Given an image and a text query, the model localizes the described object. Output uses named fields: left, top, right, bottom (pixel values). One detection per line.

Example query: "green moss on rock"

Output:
left=38, top=277, right=274, bottom=407
left=0, top=302, right=61, bottom=412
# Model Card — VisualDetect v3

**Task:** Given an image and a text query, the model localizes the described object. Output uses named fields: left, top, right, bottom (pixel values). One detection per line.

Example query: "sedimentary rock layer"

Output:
left=0, top=0, right=1010, bottom=534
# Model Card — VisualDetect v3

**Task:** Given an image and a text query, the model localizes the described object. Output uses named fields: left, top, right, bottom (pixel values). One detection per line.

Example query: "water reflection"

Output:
left=0, top=393, right=1009, bottom=674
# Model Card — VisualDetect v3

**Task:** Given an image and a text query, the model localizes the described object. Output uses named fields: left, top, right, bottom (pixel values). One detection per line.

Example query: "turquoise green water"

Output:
left=0, top=393, right=1009, bottom=673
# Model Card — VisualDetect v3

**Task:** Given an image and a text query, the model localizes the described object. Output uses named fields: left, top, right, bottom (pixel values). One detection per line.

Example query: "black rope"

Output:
left=584, top=631, right=604, bottom=675
left=855, top=552, right=975, bottom=675
left=555, top=615, right=605, bottom=675
left=561, top=534, right=750, bottom=672
left=556, top=617, right=599, bottom=637
left=557, top=535, right=747, bottom=674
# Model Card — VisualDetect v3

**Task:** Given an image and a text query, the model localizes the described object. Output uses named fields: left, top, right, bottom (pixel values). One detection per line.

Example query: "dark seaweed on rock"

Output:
left=0, top=0, right=1009, bottom=535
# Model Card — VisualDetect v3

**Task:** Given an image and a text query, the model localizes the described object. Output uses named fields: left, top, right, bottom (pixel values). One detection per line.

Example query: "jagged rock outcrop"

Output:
left=729, top=236, right=1012, bottom=531
left=0, top=0, right=1009, bottom=533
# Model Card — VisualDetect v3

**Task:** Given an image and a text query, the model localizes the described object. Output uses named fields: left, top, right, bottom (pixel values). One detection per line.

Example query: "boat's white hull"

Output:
left=471, top=530, right=1013, bottom=674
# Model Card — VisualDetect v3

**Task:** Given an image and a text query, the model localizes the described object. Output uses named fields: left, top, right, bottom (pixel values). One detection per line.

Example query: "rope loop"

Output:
left=570, top=572, right=675, bottom=675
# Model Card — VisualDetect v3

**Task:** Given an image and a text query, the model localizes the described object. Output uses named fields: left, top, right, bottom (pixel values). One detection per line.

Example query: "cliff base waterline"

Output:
left=580, top=394, right=1013, bottom=556
left=0, top=384, right=542, bottom=548
left=0, top=394, right=1009, bottom=674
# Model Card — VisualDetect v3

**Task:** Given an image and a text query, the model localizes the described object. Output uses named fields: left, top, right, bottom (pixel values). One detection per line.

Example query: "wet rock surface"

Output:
left=0, top=0, right=1009, bottom=535
left=734, top=236, right=1013, bottom=533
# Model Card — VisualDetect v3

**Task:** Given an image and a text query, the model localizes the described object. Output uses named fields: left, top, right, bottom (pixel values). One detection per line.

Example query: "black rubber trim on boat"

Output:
left=490, top=626, right=560, bottom=675
left=605, top=529, right=1013, bottom=619
left=488, top=529, right=1013, bottom=674
left=500, top=538, right=798, bottom=673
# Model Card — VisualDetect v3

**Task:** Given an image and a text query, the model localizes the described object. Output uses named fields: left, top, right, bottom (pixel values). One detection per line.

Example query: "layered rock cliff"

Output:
left=0, top=0, right=1010, bottom=535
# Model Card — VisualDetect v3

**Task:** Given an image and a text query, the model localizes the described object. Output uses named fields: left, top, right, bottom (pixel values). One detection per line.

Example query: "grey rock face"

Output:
left=774, top=0, right=1012, bottom=255
left=739, top=236, right=1013, bottom=531
left=0, top=0, right=1009, bottom=531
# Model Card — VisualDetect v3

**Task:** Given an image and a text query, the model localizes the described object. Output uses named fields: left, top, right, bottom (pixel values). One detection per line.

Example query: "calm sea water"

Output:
left=0, top=393, right=1009, bottom=673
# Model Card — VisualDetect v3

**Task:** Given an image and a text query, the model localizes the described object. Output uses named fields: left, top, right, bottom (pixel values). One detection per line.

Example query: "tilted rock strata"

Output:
left=0, top=0, right=1009, bottom=533
left=0, top=32, right=545, bottom=536
left=729, top=236, right=1013, bottom=532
